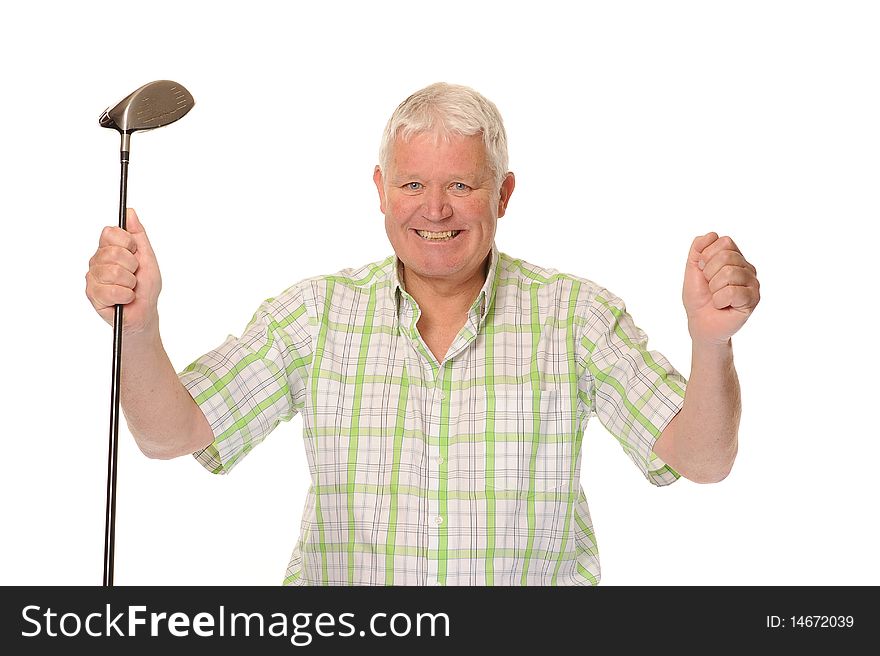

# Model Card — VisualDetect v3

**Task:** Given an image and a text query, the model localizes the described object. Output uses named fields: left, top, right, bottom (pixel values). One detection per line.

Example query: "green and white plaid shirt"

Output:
left=179, top=242, right=687, bottom=586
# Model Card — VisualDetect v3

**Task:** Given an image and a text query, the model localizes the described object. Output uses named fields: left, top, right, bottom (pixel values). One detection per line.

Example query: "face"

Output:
left=374, top=132, right=514, bottom=292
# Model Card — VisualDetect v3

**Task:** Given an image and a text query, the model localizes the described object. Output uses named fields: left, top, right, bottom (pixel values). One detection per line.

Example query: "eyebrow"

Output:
left=390, top=172, right=482, bottom=183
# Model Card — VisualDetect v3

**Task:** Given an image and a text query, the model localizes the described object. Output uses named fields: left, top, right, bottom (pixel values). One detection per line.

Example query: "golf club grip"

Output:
left=103, top=150, right=129, bottom=586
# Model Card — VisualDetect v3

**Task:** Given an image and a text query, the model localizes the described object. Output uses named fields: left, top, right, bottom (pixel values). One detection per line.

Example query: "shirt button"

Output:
left=436, top=456, right=444, bottom=465
left=433, top=515, right=444, bottom=526
left=439, top=390, right=448, bottom=401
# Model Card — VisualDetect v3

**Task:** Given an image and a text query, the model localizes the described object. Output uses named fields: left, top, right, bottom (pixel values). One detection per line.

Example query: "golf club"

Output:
left=99, top=80, right=194, bottom=586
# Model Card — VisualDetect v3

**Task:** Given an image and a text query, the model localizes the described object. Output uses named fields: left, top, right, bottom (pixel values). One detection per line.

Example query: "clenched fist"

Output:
left=683, top=232, right=761, bottom=346
left=85, top=208, right=162, bottom=335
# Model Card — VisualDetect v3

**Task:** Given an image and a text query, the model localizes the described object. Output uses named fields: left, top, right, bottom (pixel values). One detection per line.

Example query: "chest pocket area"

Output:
left=483, top=388, right=576, bottom=494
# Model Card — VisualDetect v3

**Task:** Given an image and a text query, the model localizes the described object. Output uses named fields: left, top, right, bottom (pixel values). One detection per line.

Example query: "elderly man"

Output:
left=85, top=82, right=760, bottom=586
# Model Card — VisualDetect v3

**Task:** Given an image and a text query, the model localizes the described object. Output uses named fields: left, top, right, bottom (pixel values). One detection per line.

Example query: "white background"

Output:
left=1, top=0, right=877, bottom=587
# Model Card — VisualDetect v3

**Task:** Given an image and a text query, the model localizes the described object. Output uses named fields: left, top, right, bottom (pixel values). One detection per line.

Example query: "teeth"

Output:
left=416, top=230, right=460, bottom=240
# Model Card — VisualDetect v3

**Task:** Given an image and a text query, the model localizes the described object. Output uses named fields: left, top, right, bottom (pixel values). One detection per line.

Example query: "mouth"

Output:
left=412, top=229, right=462, bottom=242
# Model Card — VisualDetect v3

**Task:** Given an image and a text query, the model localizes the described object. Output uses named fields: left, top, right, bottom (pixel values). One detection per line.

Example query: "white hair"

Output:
left=378, top=82, right=509, bottom=190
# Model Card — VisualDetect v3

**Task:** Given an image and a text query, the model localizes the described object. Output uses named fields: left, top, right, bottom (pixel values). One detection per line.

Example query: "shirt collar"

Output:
left=391, top=241, right=500, bottom=326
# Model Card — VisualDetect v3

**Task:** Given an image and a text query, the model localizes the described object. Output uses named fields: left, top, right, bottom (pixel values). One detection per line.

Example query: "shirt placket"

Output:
left=397, top=288, right=484, bottom=586
left=425, top=361, right=446, bottom=586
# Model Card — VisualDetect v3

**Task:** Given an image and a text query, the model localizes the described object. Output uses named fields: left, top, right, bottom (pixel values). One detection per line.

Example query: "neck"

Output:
left=401, top=256, right=489, bottom=325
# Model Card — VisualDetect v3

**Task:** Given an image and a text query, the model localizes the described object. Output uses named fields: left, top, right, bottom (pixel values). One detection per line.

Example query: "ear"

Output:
left=496, top=172, right=515, bottom=218
left=373, top=166, right=387, bottom=214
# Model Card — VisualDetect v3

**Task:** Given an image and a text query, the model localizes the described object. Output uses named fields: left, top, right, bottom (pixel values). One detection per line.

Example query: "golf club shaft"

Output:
left=103, top=143, right=129, bottom=586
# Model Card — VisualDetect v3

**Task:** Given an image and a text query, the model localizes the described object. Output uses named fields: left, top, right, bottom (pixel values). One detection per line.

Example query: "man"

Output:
left=85, top=82, right=760, bottom=586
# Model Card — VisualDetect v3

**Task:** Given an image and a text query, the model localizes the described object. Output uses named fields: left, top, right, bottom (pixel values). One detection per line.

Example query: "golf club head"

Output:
left=99, top=80, right=194, bottom=139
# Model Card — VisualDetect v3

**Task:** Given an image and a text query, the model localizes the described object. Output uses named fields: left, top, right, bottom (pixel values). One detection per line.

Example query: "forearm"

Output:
left=120, top=321, right=214, bottom=459
left=658, top=339, right=741, bottom=483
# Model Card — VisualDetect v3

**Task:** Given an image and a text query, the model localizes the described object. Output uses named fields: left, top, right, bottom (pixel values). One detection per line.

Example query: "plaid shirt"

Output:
left=179, top=242, right=687, bottom=585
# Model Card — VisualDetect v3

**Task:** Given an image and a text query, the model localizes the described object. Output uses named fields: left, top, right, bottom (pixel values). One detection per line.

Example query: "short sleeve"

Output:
left=178, top=285, right=314, bottom=474
left=578, top=288, right=687, bottom=486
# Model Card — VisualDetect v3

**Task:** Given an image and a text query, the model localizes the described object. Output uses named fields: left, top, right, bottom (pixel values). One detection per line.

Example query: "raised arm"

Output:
left=85, top=208, right=213, bottom=459
left=652, top=233, right=761, bottom=483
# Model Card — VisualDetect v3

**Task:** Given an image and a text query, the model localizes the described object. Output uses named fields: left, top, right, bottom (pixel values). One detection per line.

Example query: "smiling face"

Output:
left=374, top=131, right=514, bottom=295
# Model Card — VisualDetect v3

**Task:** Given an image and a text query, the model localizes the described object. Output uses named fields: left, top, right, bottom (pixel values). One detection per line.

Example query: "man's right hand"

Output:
left=85, top=207, right=162, bottom=334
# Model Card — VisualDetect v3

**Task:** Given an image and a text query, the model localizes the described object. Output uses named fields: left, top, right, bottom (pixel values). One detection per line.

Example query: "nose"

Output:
left=422, top=186, right=453, bottom=222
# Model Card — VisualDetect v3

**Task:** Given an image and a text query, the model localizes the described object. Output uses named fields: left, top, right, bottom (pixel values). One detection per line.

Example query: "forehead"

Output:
left=388, top=131, right=489, bottom=176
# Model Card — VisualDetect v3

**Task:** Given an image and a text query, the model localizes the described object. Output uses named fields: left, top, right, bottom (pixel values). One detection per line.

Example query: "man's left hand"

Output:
left=683, top=232, right=761, bottom=346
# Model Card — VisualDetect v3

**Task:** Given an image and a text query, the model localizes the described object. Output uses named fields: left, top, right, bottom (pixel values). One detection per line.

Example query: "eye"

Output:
left=451, top=182, right=471, bottom=192
left=404, top=182, right=423, bottom=191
